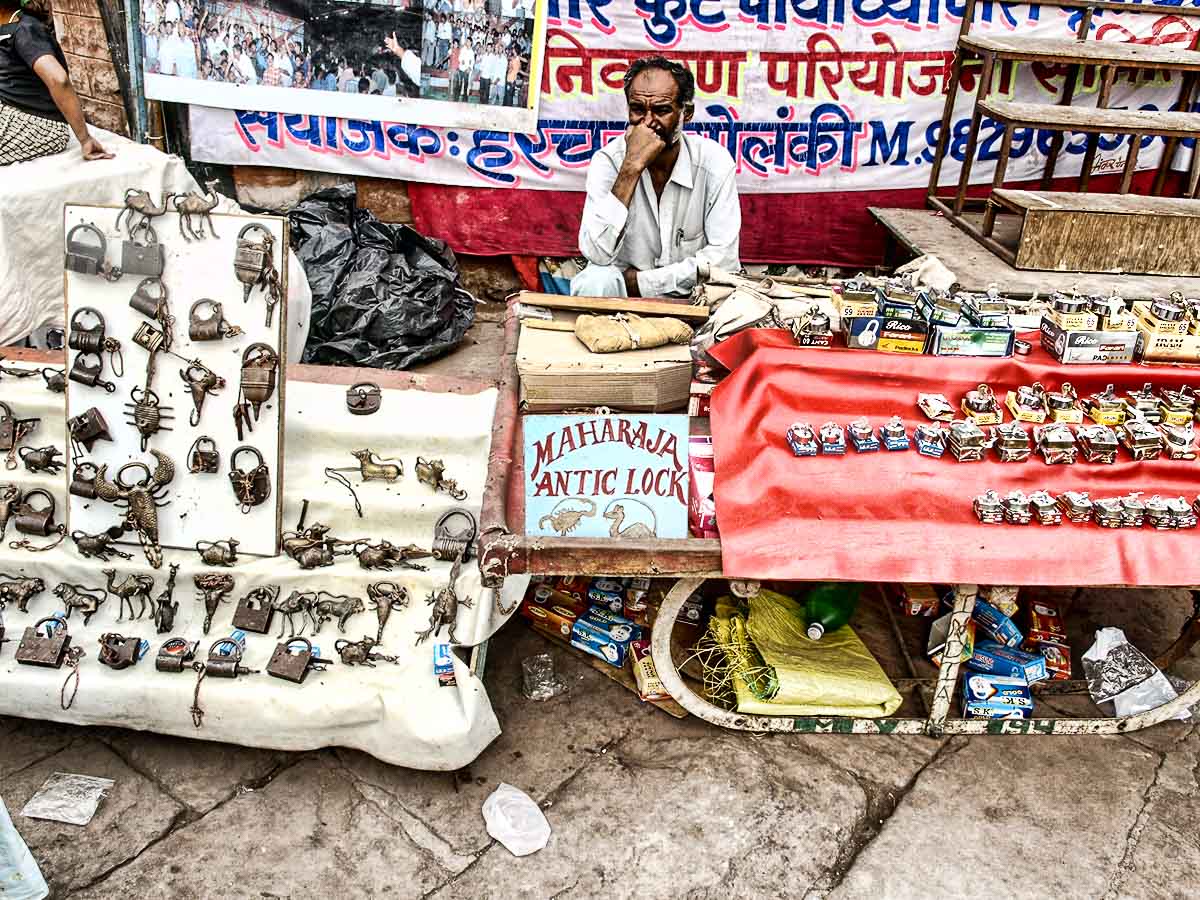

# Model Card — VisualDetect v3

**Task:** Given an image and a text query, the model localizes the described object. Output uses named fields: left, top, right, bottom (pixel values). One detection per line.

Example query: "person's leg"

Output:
left=0, top=102, right=70, bottom=167
left=570, top=264, right=627, bottom=298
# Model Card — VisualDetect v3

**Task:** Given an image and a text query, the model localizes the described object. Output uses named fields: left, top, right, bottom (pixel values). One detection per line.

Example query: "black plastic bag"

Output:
left=288, top=185, right=475, bottom=369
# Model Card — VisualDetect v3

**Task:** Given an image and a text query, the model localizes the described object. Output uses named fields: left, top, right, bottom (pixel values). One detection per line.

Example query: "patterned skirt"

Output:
left=0, top=100, right=69, bottom=166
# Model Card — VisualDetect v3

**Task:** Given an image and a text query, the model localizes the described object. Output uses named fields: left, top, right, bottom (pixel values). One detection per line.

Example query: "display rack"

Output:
left=925, top=0, right=1200, bottom=271
left=479, top=297, right=1200, bottom=737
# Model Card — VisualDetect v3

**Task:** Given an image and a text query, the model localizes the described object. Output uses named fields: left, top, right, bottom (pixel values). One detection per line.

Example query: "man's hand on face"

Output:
left=622, top=267, right=641, bottom=297
left=624, top=122, right=666, bottom=170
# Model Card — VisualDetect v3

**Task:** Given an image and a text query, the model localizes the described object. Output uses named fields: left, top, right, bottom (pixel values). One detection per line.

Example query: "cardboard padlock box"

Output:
left=1040, top=318, right=1137, bottom=365
left=1132, top=302, right=1190, bottom=336
left=1138, top=330, right=1200, bottom=364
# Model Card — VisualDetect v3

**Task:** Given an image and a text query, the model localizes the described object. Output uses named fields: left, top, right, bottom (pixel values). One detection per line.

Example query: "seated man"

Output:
left=572, top=55, right=740, bottom=298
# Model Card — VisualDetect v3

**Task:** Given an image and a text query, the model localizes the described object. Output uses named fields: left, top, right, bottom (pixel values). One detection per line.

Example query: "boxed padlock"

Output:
left=1040, top=318, right=1138, bottom=365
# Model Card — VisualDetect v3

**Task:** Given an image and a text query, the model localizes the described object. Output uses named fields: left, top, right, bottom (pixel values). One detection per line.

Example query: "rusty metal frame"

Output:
left=650, top=577, right=1200, bottom=736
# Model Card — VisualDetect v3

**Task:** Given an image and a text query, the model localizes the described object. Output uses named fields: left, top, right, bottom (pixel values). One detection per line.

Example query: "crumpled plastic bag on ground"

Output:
left=1082, top=627, right=1188, bottom=721
left=482, top=783, right=551, bottom=857
left=288, top=185, right=474, bottom=369
left=522, top=653, right=567, bottom=701
left=1, top=795, right=48, bottom=900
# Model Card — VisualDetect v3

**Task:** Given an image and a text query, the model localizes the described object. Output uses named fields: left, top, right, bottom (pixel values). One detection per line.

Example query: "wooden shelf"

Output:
left=993, top=189, right=1200, bottom=217
left=960, top=34, right=1200, bottom=70
left=980, top=99, right=1200, bottom=138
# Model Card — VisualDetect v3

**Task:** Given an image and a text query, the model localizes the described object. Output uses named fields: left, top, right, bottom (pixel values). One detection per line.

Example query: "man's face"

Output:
left=626, top=69, right=689, bottom=145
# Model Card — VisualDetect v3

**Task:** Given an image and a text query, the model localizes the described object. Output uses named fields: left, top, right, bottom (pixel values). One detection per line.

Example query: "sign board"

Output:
left=524, top=414, right=689, bottom=540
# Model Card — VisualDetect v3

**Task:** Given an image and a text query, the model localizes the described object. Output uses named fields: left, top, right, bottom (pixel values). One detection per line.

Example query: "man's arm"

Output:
left=577, top=126, right=664, bottom=268
left=634, top=167, right=741, bottom=298
left=31, top=56, right=113, bottom=160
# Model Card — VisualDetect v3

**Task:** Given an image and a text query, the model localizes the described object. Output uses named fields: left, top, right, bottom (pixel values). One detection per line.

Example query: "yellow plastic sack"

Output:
left=712, top=589, right=902, bottom=718
left=574, top=313, right=694, bottom=353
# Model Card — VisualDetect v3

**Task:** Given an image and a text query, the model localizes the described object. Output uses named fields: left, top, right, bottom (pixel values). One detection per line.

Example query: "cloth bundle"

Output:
left=574, top=313, right=694, bottom=353
left=706, top=589, right=902, bottom=718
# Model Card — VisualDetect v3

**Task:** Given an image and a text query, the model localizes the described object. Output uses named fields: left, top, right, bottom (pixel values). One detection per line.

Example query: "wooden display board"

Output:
left=62, top=205, right=287, bottom=559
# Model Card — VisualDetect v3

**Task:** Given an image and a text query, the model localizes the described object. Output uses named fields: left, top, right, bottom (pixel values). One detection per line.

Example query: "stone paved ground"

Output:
left=3, top=585, right=1199, bottom=900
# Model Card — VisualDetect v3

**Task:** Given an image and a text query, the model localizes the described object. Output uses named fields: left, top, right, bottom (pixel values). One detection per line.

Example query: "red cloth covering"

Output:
left=708, top=330, right=1200, bottom=586
left=406, top=171, right=1170, bottom=267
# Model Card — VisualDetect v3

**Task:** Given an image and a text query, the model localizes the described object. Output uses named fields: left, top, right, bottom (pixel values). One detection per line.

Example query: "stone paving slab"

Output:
left=0, top=717, right=76, bottom=781
left=432, top=730, right=868, bottom=900
left=95, top=729, right=290, bottom=814
left=3, top=739, right=184, bottom=896
left=335, top=625, right=660, bottom=861
left=828, top=734, right=1163, bottom=900
left=70, top=756, right=450, bottom=900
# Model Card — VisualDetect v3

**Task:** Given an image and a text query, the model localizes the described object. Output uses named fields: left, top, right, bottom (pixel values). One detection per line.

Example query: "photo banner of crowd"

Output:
left=142, top=0, right=545, bottom=132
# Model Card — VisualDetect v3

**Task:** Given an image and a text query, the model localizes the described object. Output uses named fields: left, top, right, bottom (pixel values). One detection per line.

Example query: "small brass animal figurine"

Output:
left=308, top=593, right=365, bottom=635
left=414, top=457, right=468, bottom=501
left=95, top=450, right=174, bottom=569
left=416, top=556, right=471, bottom=646
left=355, top=540, right=429, bottom=572
left=19, top=445, right=64, bottom=475
left=334, top=636, right=397, bottom=667
left=196, top=539, right=240, bottom=567
left=71, top=526, right=133, bottom=562
left=194, top=572, right=235, bottom=634
left=171, top=182, right=220, bottom=241
left=0, top=573, right=46, bottom=614
left=53, top=582, right=107, bottom=626
left=350, top=449, right=402, bottom=482
left=102, top=568, right=156, bottom=621
left=116, top=188, right=171, bottom=235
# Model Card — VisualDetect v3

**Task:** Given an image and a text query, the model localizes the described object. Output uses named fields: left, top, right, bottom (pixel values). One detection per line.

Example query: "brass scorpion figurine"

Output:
left=94, top=450, right=174, bottom=569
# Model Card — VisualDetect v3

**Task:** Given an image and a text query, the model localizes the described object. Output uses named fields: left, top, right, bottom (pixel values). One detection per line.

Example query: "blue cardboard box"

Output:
left=962, top=672, right=1033, bottom=719
left=967, top=640, right=1048, bottom=684
left=972, top=599, right=1023, bottom=648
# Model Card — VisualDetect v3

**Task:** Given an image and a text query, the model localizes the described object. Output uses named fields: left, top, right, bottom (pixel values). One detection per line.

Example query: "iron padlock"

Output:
left=229, top=446, right=271, bottom=514
left=188, top=436, right=220, bottom=474
left=64, top=223, right=108, bottom=276
left=68, top=407, right=113, bottom=454
left=14, top=489, right=56, bottom=537
left=266, top=637, right=332, bottom=684
left=69, top=461, right=99, bottom=499
left=188, top=299, right=241, bottom=342
left=231, top=586, right=276, bottom=634
left=238, top=344, right=279, bottom=416
left=41, top=368, right=65, bottom=393
left=0, top=402, right=14, bottom=450
left=98, top=633, right=143, bottom=670
left=132, top=322, right=166, bottom=355
left=120, top=221, right=165, bottom=277
left=68, top=352, right=116, bottom=392
left=16, top=616, right=71, bottom=668
left=433, top=508, right=478, bottom=562
left=205, top=637, right=254, bottom=679
left=156, top=637, right=198, bottom=673
left=346, top=383, right=382, bottom=416
left=68, top=307, right=107, bottom=354
left=234, top=223, right=272, bottom=300
left=129, top=277, right=168, bottom=318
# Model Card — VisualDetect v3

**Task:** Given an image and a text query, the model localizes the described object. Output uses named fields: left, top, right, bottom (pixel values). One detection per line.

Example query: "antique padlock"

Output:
left=229, top=446, right=271, bottom=514
left=234, top=344, right=279, bottom=439
left=68, top=460, right=97, bottom=498
left=41, top=367, right=65, bottom=393
left=68, top=407, right=113, bottom=454
left=155, top=637, right=198, bottom=673
left=130, top=276, right=169, bottom=317
left=205, top=636, right=256, bottom=678
left=16, top=616, right=71, bottom=668
left=124, top=387, right=174, bottom=451
left=0, top=401, right=14, bottom=451
left=266, top=637, right=332, bottom=684
left=13, top=489, right=57, bottom=537
left=97, top=633, right=144, bottom=670
left=188, top=299, right=242, bottom=341
left=432, top=508, right=478, bottom=562
left=41, top=368, right=65, bottom=392
left=64, top=223, right=108, bottom=276
left=68, top=352, right=116, bottom=393
left=120, top=221, right=165, bottom=277
left=346, top=382, right=382, bottom=416
left=233, top=223, right=281, bottom=325
left=188, top=436, right=220, bottom=474
left=231, top=585, right=277, bottom=634
left=132, top=321, right=166, bottom=355
left=67, top=307, right=123, bottom=378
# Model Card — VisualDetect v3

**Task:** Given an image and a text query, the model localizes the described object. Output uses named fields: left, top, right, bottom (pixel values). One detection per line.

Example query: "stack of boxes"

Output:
left=838, top=278, right=1016, bottom=356
left=1134, top=294, right=1200, bottom=364
left=1040, top=292, right=1139, bottom=365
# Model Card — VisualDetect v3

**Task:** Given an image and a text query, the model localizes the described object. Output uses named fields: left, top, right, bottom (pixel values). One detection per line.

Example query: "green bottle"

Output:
left=803, top=583, right=861, bottom=640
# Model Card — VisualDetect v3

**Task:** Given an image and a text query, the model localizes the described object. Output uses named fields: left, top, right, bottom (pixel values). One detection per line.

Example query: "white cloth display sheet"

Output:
left=0, top=128, right=311, bottom=358
left=63, top=205, right=288, bottom=559
left=0, top=365, right=527, bottom=771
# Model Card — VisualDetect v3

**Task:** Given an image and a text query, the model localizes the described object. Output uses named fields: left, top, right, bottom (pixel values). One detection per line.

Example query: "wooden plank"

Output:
left=1015, top=205, right=1200, bottom=275
left=519, top=291, right=711, bottom=320
left=994, top=189, right=1200, bottom=217
left=521, top=319, right=577, bottom=332
left=869, top=206, right=1200, bottom=299
left=980, top=99, right=1200, bottom=138
left=961, top=34, right=1200, bottom=70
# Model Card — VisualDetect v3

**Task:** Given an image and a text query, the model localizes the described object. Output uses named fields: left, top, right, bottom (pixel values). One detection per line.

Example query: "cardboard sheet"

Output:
left=0, top=364, right=527, bottom=770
